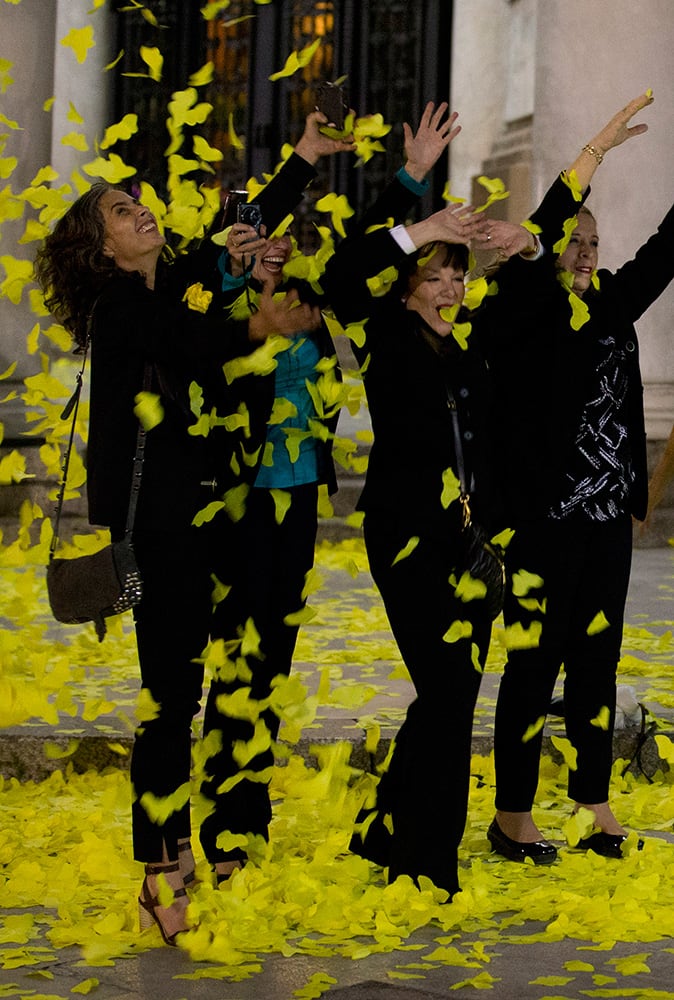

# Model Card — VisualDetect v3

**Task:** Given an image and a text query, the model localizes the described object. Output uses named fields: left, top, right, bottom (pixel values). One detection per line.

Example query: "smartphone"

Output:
left=315, top=81, right=348, bottom=130
left=236, top=201, right=263, bottom=236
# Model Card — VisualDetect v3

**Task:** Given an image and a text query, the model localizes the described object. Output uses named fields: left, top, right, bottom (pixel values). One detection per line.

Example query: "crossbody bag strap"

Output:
left=123, top=363, right=152, bottom=540
left=445, top=384, right=471, bottom=529
left=49, top=338, right=90, bottom=559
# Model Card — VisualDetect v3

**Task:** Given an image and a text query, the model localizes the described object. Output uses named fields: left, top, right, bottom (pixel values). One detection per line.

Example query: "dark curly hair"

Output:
left=34, top=182, right=142, bottom=349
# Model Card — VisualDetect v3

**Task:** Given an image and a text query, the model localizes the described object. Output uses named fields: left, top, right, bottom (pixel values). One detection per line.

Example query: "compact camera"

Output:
left=236, top=202, right=263, bottom=236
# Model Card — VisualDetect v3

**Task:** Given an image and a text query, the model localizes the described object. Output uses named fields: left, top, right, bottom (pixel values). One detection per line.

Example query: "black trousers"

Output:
left=494, top=514, right=632, bottom=811
left=129, top=526, right=213, bottom=862
left=362, top=515, right=491, bottom=896
left=199, top=483, right=318, bottom=862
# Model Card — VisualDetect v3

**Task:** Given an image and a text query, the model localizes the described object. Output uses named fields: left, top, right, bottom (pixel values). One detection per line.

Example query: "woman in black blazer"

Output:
left=322, top=115, right=537, bottom=897
left=480, top=93, right=666, bottom=864
left=34, top=181, right=319, bottom=945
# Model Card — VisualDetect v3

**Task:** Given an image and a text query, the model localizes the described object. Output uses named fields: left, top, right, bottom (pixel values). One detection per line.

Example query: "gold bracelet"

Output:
left=582, top=143, right=604, bottom=165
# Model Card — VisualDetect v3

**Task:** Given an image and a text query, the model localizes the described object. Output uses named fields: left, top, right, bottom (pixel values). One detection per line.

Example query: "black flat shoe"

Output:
left=577, top=831, right=644, bottom=859
left=487, top=818, right=558, bottom=865
left=350, top=807, right=392, bottom=867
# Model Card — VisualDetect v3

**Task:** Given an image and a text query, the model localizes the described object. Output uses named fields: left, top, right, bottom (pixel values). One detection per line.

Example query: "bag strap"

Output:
left=123, top=366, right=152, bottom=540
left=50, top=302, right=151, bottom=557
left=445, top=385, right=471, bottom=528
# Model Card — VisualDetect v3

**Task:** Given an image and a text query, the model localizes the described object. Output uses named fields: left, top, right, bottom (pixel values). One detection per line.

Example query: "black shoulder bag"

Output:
left=46, top=332, right=149, bottom=642
left=446, top=386, right=506, bottom=620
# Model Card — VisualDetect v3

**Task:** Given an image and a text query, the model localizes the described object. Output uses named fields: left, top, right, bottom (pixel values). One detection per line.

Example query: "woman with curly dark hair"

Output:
left=34, top=170, right=323, bottom=944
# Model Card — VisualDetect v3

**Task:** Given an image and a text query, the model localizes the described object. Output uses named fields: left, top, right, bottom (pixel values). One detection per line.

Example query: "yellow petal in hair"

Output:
left=269, top=39, right=321, bottom=81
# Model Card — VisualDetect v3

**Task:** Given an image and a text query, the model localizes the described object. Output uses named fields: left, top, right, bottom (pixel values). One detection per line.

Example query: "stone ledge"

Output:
left=2, top=725, right=669, bottom=785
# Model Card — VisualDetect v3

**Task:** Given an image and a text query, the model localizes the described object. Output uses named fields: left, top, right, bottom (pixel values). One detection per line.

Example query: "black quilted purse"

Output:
left=46, top=336, right=148, bottom=641
left=446, top=386, right=506, bottom=620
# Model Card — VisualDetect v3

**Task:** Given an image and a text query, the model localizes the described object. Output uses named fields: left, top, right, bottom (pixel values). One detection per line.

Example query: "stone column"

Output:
left=0, top=0, right=114, bottom=442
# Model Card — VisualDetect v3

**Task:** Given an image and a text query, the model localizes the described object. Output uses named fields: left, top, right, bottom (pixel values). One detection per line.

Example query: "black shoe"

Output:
left=487, top=818, right=558, bottom=865
left=350, top=808, right=392, bottom=867
left=577, top=831, right=644, bottom=859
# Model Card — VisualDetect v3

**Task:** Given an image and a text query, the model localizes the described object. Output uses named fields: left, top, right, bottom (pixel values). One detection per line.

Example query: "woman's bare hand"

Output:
left=248, top=282, right=322, bottom=342
left=403, top=102, right=461, bottom=182
left=294, top=110, right=356, bottom=165
left=226, top=224, right=267, bottom=277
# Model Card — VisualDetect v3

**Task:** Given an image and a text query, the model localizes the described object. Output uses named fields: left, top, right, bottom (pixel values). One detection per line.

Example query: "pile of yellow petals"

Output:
left=1, top=744, right=674, bottom=990
left=1, top=532, right=674, bottom=992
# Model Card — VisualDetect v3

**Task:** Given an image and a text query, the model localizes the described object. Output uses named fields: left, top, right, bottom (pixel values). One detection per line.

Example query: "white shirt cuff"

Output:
left=390, top=224, right=417, bottom=255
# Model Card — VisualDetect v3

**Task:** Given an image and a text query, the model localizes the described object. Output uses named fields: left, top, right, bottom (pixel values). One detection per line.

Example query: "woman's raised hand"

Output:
left=403, top=102, right=461, bottom=182
left=248, top=280, right=321, bottom=342
left=592, top=91, right=654, bottom=155
left=226, top=224, right=267, bottom=277
left=472, top=220, right=539, bottom=258
left=294, top=110, right=357, bottom=165
left=572, top=91, right=654, bottom=189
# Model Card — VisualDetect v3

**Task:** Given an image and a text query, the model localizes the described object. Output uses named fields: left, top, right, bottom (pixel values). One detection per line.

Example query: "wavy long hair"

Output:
left=34, top=182, right=142, bottom=349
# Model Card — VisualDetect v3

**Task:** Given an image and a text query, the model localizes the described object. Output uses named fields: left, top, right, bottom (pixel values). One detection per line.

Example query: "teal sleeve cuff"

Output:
left=218, top=250, right=249, bottom=291
left=397, top=167, right=429, bottom=197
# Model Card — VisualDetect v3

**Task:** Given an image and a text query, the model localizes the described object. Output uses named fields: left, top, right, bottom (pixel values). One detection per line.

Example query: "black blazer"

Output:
left=479, top=174, right=674, bottom=525
left=323, top=224, right=498, bottom=537
left=87, top=274, right=238, bottom=535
